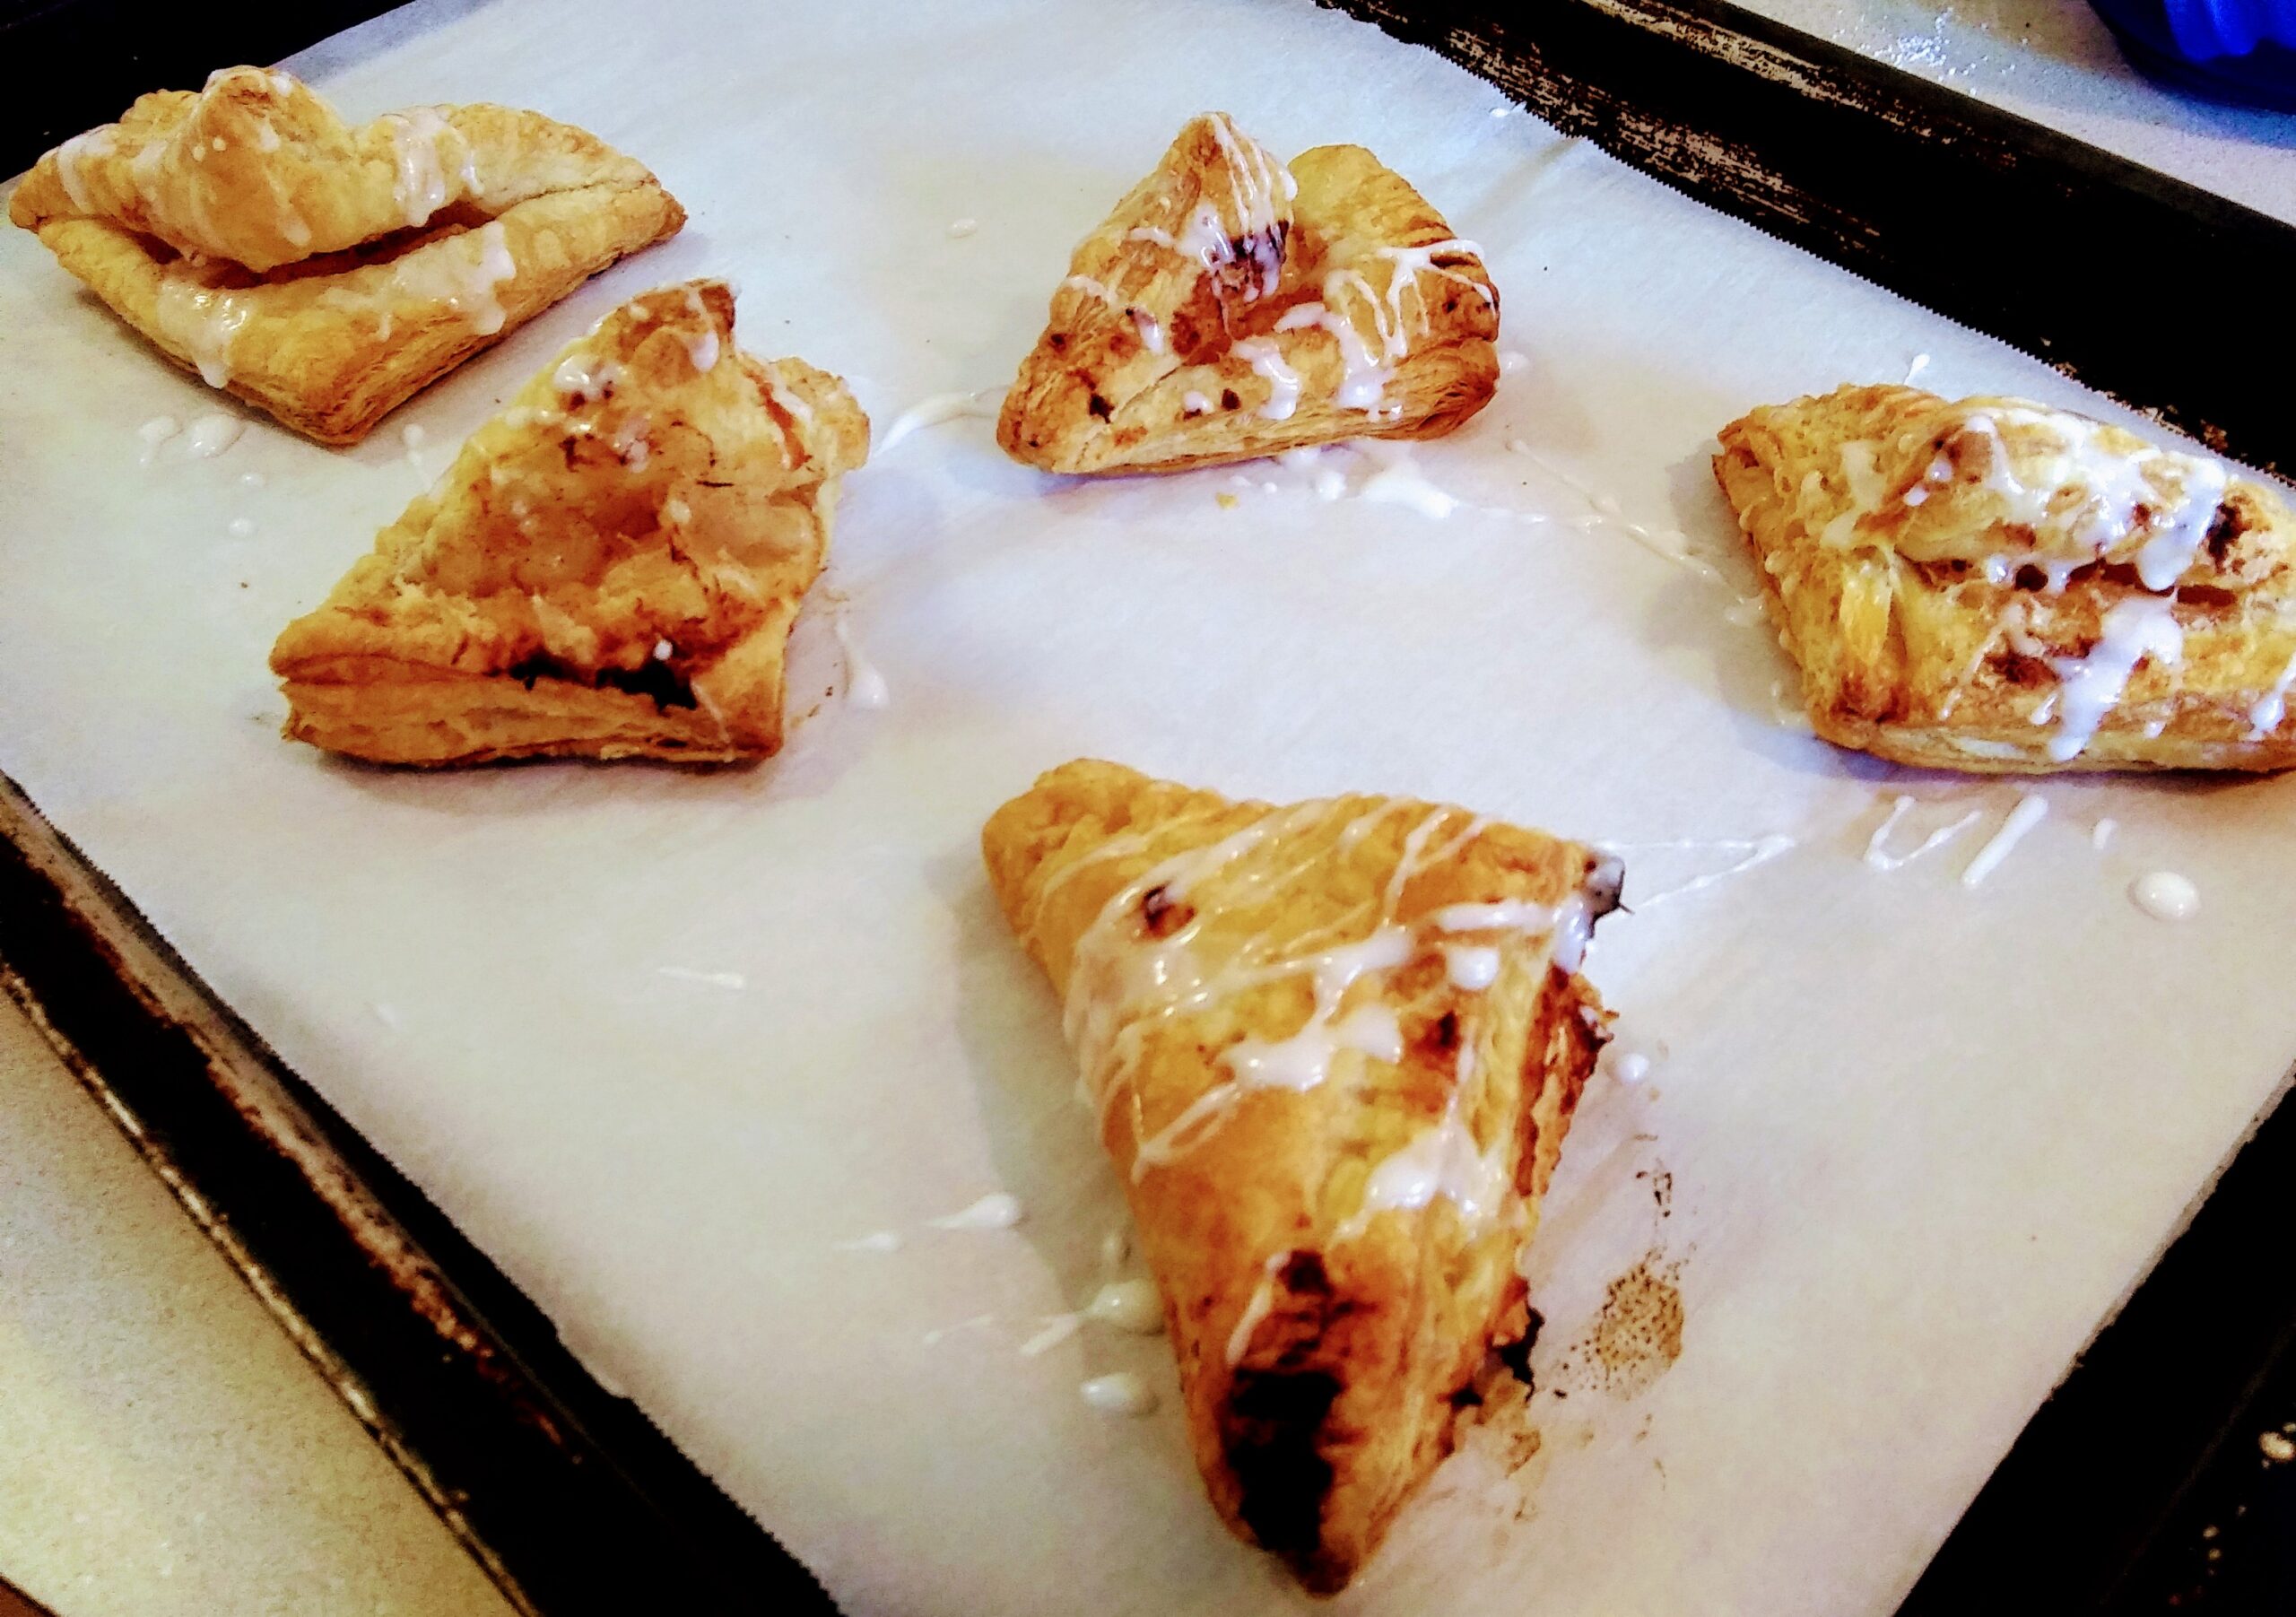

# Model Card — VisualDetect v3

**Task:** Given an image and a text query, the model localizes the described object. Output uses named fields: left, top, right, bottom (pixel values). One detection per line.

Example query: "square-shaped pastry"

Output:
left=997, top=113, right=1500, bottom=474
left=983, top=760, right=1618, bottom=1592
left=10, top=66, right=684, bottom=444
left=1717, top=384, right=2296, bottom=772
left=269, top=280, right=868, bottom=764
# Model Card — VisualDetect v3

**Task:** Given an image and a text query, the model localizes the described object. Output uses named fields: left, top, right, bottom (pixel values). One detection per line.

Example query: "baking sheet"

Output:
left=4, top=3, right=2295, bottom=1613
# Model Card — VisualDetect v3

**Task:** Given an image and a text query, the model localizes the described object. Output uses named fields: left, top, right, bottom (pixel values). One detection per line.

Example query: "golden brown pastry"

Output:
left=10, top=66, right=683, bottom=444
left=270, top=280, right=867, bottom=765
left=996, top=113, right=1499, bottom=474
left=1717, top=384, right=2296, bottom=772
left=983, top=761, right=1617, bottom=1593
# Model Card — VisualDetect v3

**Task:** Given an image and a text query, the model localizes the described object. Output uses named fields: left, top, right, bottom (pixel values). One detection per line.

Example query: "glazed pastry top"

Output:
left=271, top=279, right=866, bottom=691
left=10, top=66, right=663, bottom=274
left=1718, top=383, right=2296, bottom=771
left=998, top=112, right=1500, bottom=472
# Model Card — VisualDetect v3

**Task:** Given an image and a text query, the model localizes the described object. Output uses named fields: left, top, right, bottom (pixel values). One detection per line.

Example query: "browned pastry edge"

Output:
left=997, top=119, right=1500, bottom=475
left=1712, top=387, right=2296, bottom=776
left=271, top=281, right=865, bottom=766
left=35, top=173, right=683, bottom=445
left=982, top=760, right=1617, bottom=1594
left=1215, top=963, right=1605, bottom=1593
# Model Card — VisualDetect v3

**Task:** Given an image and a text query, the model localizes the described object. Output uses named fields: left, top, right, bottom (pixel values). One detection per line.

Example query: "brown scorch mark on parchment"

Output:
left=1546, top=1251, right=1684, bottom=1403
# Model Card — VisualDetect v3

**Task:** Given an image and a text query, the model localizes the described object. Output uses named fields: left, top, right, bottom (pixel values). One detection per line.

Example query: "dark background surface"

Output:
left=1, top=0, right=401, bottom=170
left=5, top=1, right=2294, bottom=1613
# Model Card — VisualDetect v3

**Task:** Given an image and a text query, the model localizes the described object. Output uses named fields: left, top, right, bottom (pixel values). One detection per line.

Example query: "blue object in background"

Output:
left=2090, top=0, right=2296, bottom=109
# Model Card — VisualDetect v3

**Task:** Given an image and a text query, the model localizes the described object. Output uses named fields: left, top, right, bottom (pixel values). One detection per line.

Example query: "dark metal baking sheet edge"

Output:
left=1319, top=0, right=2292, bottom=477
left=0, top=775, right=837, bottom=1617
left=1316, top=4, right=2296, bottom=1606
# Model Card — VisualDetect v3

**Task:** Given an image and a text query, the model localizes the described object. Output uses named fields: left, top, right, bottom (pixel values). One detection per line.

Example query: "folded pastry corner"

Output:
left=996, top=113, right=1500, bottom=474
left=11, top=66, right=684, bottom=444
left=1717, top=383, right=2296, bottom=773
left=982, top=760, right=1617, bottom=1593
left=270, top=279, right=868, bottom=765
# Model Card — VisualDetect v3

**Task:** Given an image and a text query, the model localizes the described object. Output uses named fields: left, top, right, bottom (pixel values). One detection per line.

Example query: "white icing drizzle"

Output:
left=1019, top=1314, right=1083, bottom=1357
left=1275, top=287, right=1393, bottom=412
left=656, top=965, right=745, bottom=989
left=1056, top=800, right=1595, bottom=1199
left=2247, top=649, right=2296, bottom=739
left=1370, top=239, right=1494, bottom=337
left=1433, top=890, right=1602, bottom=972
left=1181, top=389, right=1212, bottom=416
left=758, top=361, right=816, bottom=433
left=387, top=220, right=517, bottom=335
left=921, top=1314, right=996, bottom=1347
left=1080, top=1371, right=1158, bottom=1416
left=1500, top=350, right=1528, bottom=374
left=1196, top=112, right=1289, bottom=301
left=946, top=217, right=978, bottom=239
left=381, top=107, right=461, bottom=228
left=1231, top=337, right=1300, bottom=422
left=136, top=415, right=181, bottom=465
left=1442, top=943, right=1500, bottom=991
left=1863, top=795, right=1983, bottom=873
left=1512, top=442, right=1721, bottom=582
left=154, top=274, right=252, bottom=388
left=2092, top=817, right=2118, bottom=851
left=1352, top=1084, right=1509, bottom=1231
left=1225, top=1253, right=1289, bottom=1366
left=1958, top=404, right=2228, bottom=590
left=834, top=1230, right=901, bottom=1253
left=929, top=1192, right=1024, bottom=1230
left=1085, top=1279, right=1164, bottom=1334
left=1820, top=440, right=1889, bottom=548
left=832, top=612, right=890, bottom=709
left=1355, top=445, right=1457, bottom=519
left=1618, top=836, right=1796, bottom=910
left=55, top=128, right=110, bottom=212
left=1903, top=352, right=1930, bottom=387
left=1600, top=1040, right=1655, bottom=1085
left=183, top=413, right=244, bottom=458
left=2046, top=596, right=2183, bottom=762
left=875, top=387, right=1005, bottom=455
left=2130, top=871, right=2200, bottom=922
left=1960, top=793, right=2048, bottom=889
left=1219, top=933, right=1410, bottom=1090
left=1062, top=274, right=1118, bottom=305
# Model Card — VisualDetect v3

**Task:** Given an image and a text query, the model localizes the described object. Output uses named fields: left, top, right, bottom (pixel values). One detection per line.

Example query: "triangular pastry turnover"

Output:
left=982, top=760, right=1619, bottom=1592
left=1717, top=384, right=2296, bottom=773
left=996, top=114, right=1500, bottom=474
left=11, top=66, right=683, bottom=443
left=271, top=280, right=868, bottom=765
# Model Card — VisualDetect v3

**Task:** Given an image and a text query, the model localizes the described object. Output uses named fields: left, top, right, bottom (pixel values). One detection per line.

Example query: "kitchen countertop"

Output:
left=0, top=1001, right=510, bottom=1617
left=0, top=4, right=2287, bottom=1615
left=1736, top=0, right=2296, bottom=222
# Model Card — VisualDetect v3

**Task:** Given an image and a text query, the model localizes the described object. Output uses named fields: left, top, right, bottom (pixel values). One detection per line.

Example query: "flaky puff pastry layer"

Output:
left=270, top=280, right=868, bottom=766
left=983, top=761, right=1616, bottom=1594
left=997, top=113, right=1499, bottom=474
left=10, top=67, right=683, bottom=444
left=1717, top=384, right=2296, bottom=773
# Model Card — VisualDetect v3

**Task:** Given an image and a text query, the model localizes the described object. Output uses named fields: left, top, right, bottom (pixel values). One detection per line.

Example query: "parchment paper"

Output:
left=4, top=3, right=2293, bottom=1613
